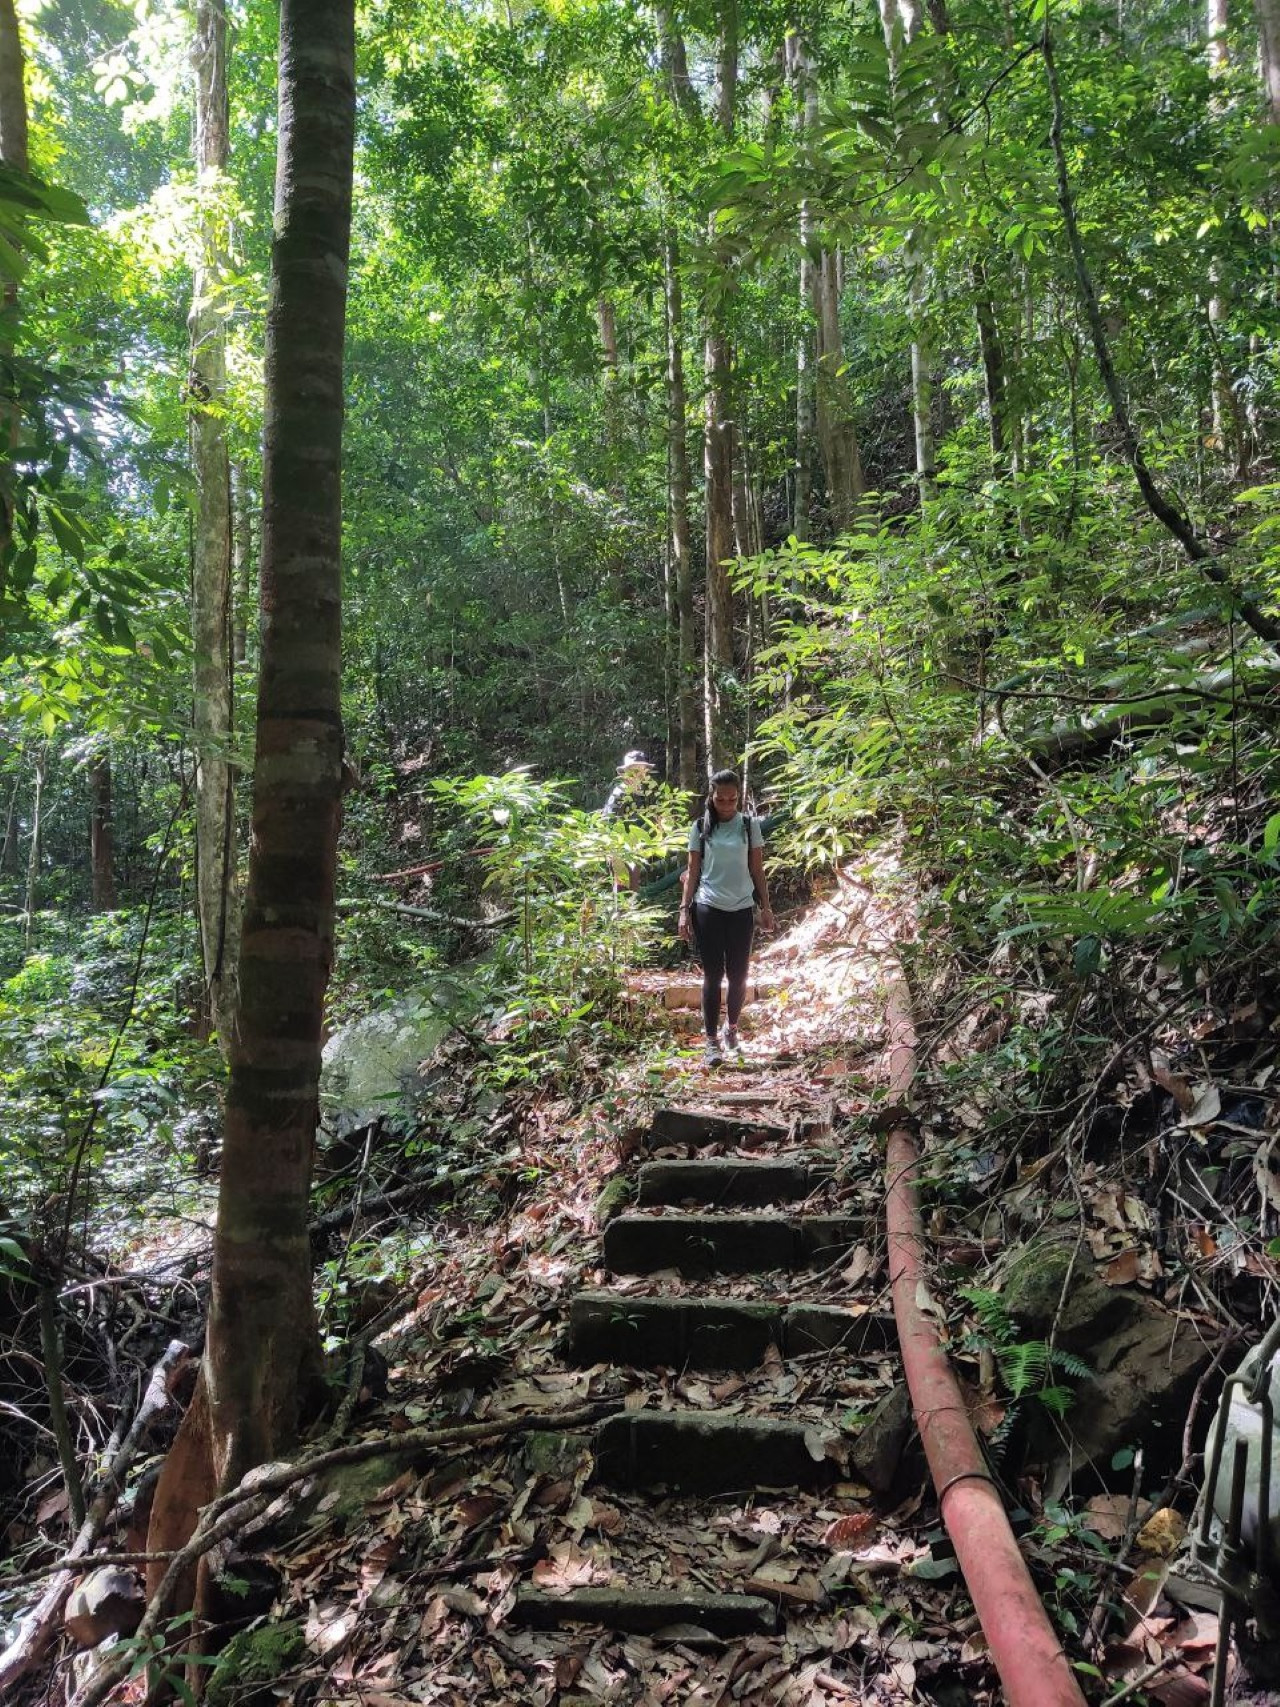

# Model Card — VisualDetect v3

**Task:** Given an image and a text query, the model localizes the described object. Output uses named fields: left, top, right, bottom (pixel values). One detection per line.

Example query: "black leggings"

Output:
left=694, top=904, right=754, bottom=1038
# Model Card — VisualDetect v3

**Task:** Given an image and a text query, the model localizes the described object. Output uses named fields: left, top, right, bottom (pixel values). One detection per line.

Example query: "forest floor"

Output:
left=143, top=874, right=1269, bottom=1707
left=7, top=871, right=1278, bottom=1706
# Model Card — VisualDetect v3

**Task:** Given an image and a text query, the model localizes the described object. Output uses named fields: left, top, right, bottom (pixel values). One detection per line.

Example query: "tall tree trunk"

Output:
left=231, top=461, right=252, bottom=664
left=703, top=0, right=738, bottom=771
left=789, top=33, right=818, bottom=542
left=23, top=742, right=44, bottom=949
left=878, top=0, right=936, bottom=508
left=0, top=0, right=27, bottom=563
left=89, top=753, right=115, bottom=912
left=190, top=0, right=240, bottom=1051
left=209, top=0, right=355, bottom=1487
left=1257, top=0, right=1280, bottom=121
left=973, top=264, right=1009, bottom=462
left=814, top=250, right=866, bottom=528
left=1206, top=0, right=1246, bottom=468
left=664, top=237, right=698, bottom=791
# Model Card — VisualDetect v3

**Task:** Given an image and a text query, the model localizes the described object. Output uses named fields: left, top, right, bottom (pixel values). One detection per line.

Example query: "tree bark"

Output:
left=0, top=0, right=26, bottom=562
left=664, top=237, right=698, bottom=791
left=231, top=461, right=252, bottom=664
left=789, top=32, right=818, bottom=542
left=814, top=250, right=866, bottom=529
left=879, top=0, right=936, bottom=508
left=703, top=0, right=738, bottom=771
left=89, top=752, right=115, bottom=912
left=208, top=0, right=354, bottom=1495
left=973, top=264, right=1009, bottom=462
left=190, top=0, right=240, bottom=1050
left=1257, top=0, right=1280, bottom=122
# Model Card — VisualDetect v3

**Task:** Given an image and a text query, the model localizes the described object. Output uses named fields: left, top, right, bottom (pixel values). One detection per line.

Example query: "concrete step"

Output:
left=636, top=1156, right=827, bottom=1208
left=512, top=1585, right=779, bottom=1638
left=603, top=1212, right=863, bottom=1276
left=649, top=1107, right=791, bottom=1148
left=594, top=1409, right=842, bottom=1493
left=567, top=1290, right=897, bottom=1369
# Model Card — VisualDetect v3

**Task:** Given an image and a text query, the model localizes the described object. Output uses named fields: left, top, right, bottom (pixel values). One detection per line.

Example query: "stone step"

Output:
left=649, top=1107, right=791, bottom=1148
left=567, top=1291, right=896, bottom=1369
left=603, top=1212, right=863, bottom=1276
left=594, top=1409, right=841, bottom=1493
left=637, top=1157, right=826, bottom=1208
left=512, top=1585, right=779, bottom=1638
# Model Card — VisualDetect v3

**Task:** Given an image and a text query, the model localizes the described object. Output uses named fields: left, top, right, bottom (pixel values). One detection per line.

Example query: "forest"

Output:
left=1, top=0, right=1279, bottom=1701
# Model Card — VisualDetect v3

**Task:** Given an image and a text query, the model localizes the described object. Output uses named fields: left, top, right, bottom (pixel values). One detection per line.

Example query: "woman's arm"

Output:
left=748, top=844, right=775, bottom=931
left=677, top=850, right=701, bottom=941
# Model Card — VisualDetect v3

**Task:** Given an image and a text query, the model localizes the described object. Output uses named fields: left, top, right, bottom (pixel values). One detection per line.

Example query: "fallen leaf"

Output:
left=822, top=1512, right=879, bottom=1550
left=1104, top=1248, right=1142, bottom=1287
left=1185, top=1084, right=1221, bottom=1129
left=1083, top=1493, right=1147, bottom=1541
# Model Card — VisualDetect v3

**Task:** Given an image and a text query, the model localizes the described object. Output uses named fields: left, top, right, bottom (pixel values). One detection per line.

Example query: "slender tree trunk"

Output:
left=0, top=763, right=20, bottom=877
left=147, top=3, right=357, bottom=1579
left=231, top=461, right=252, bottom=665
left=789, top=33, right=818, bottom=542
left=973, top=264, right=1008, bottom=462
left=1044, top=21, right=1280, bottom=646
left=814, top=250, right=866, bottom=528
left=23, top=742, right=44, bottom=949
left=0, top=0, right=26, bottom=562
left=1206, top=0, right=1246, bottom=468
left=190, top=0, right=240, bottom=1051
left=1257, top=0, right=1280, bottom=121
left=89, top=753, right=116, bottom=912
left=879, top=0, right=937, bottom=508
left=703, top=0, right=738, bottom=771
left=664, top=237, right=698, bottom=791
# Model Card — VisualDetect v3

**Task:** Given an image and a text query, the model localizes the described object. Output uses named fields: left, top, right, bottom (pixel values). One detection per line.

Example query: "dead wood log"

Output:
left=1023, top=664, right=1280, bottom=769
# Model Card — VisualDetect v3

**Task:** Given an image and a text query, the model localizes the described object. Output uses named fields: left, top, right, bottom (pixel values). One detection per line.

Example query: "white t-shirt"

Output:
left=688, top=813, right=763, bottom=912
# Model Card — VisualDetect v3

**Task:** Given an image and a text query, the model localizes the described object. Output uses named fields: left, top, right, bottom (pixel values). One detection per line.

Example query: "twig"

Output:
left=0, top=1339, right=190, bottom=1693
left=38, top=1285, right=86, bottom=1529
left=69, top=1401, right=614, bottom=1707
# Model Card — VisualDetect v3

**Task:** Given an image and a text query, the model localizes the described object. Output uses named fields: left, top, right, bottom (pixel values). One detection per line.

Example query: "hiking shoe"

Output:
left=704, top=1038, right=724, bottom=1067
left=723, top=1026, right=740, bottom=1052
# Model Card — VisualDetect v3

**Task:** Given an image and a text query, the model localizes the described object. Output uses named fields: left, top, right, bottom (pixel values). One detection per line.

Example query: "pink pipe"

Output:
left=883, top=982, right=1086, bottom=1707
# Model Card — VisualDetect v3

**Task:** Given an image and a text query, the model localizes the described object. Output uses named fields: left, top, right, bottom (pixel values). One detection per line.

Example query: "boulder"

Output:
left=319, top=984, right=472, bottom=1141
left=65, top=1567, right=145, bottom=1647
left=1002, top=1239, right=1216, bottom=1482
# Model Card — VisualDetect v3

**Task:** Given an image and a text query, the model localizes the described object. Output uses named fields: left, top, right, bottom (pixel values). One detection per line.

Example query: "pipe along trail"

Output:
left=883, top=977, right=1088, bottom=1707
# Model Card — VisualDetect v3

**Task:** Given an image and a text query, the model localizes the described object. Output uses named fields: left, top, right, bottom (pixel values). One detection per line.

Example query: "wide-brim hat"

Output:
left=617, top=749, right=655, bottom=773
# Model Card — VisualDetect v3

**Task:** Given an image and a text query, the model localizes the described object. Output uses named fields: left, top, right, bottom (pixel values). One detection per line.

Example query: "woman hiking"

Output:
left=677, top=769, right=776, bottom=1067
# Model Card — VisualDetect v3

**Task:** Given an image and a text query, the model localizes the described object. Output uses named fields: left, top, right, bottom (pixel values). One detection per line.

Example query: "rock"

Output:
left=594, top=1174, right=633, bottom=1227
left=64, top=1567, right=145, bottom=1647
left=246, top=1450, right=413, bottom=1547
left=849, top=1384, right=915, bottom=1496
left=319, top=985, right=472, bottom=1140
left=1002, top=1241, right=1216, bottom=1483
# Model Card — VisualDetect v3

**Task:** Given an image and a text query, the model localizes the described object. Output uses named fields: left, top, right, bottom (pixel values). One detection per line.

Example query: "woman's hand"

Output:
left=677, top=907, right=693, bottom=942
left=758, top=906, right=776, bottom=933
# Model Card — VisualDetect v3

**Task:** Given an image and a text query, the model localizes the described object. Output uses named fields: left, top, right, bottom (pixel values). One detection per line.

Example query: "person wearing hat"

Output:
left=602, top=750, right=657, bottom=891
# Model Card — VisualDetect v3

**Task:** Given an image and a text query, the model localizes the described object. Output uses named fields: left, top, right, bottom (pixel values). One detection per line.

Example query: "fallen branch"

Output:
left=69, top=1401, right=614, bottom=1707
left=0, top=1339, right=190, bottom=1694
left=335, top=895, right=511, bottom=930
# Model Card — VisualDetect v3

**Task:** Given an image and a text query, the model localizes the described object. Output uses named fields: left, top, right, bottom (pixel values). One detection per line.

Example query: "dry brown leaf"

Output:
left=1104, top=1248, right=1142, bottom=1287
left=530, top=1541, right=606, bottom=1593
left=822, top=1512, right=879, bottom=1550
left=958, top=1376, right=1006, bottom=1437
left=1083, top=1493, right=1147, bottom=1541
left=840, top=1244, right=876, bottom=1286
left=1150, top=1668, right=1212, bottom=1706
